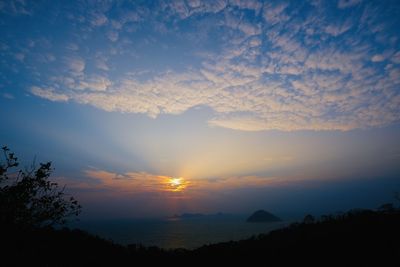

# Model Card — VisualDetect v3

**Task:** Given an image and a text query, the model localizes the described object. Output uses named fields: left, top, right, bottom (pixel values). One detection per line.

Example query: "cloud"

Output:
left=324, top=19, right=353, bottom=36
left=83, top=169, right=176, bottom=193
left=14, top=53, right=25, bottom=62
left=0, top=0, right=32, bottom=15
left=106, top=31, right=119, bottom=42
left=34, top=53, right=400, bottom=131
left=45, top=53, right=56, bottom=62
left=208, top=116, right=272, bottom=131
left=371, top=54, right=385, bottom=62
left=390, top=51, right=400, bottom=64
left=95, top=58, right=109, bottom=71
left=30, top=86, right=69, bottom=102
left=338, top=0, right=362, bottom=9
left=75, top=169, right=277, bottom=195
left=263, top=2, right=289, bottom=25
left=66, top=43, right=79, bottom=51
left=32, top=49, right=400, bottom=131
left=89, top=12, right=108, bottom=27
left=65, top=57, right=85, bottom=73
left=230, top=0, right=262, bottom=14
left=18, top=0, right=400, bottom=131
left=2, top=93, right=14, bottom=99
left=75, top=75, right=112, bottom=91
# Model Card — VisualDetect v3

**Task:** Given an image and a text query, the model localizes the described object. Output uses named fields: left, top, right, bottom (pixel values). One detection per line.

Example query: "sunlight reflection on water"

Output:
left=73, top=216, right=287, bottom=249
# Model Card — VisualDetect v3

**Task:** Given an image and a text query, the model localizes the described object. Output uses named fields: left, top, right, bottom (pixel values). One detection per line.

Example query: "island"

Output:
left=246, top=210, right=282, bottom=222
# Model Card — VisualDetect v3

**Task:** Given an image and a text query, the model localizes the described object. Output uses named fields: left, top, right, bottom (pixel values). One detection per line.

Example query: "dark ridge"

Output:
left=246, top=209, right=282, bottom=222
left=1, top=208, right=400, bottom=266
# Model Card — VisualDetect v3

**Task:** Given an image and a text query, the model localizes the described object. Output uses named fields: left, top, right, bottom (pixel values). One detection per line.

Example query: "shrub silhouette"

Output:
left=303, top=214, right=315, bottom=224
left=0, top=146, right=81, bottom=228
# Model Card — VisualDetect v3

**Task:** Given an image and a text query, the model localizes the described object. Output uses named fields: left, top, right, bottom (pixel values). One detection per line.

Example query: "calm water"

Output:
left=72, top=215, right=287, bottom=249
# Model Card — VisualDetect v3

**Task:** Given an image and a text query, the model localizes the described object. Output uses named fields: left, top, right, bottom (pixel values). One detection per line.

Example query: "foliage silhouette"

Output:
left=303, top=214, right=315, bottom=224
left=1, top=206, right=399, bottom=266
left=0, top=146, right=81, bottom=228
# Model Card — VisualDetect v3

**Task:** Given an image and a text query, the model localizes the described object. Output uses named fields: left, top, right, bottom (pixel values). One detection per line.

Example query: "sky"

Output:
left=0, top=0, right=399, bottom=219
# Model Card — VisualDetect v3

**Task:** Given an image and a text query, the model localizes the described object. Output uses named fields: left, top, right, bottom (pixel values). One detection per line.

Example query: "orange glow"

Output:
left=70, top=169, right=281, bottom=198
left=167, top=177, right=188, bottom=192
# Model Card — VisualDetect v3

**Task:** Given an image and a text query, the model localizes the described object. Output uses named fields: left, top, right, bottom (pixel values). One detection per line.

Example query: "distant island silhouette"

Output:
left=246, top=210, right=282, bottom=222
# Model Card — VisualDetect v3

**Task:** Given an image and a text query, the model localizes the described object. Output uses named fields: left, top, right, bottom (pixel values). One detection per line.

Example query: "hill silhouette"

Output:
left=246, top=210, right=282, bottom=222
left=2, top=207, right=399, bottom=266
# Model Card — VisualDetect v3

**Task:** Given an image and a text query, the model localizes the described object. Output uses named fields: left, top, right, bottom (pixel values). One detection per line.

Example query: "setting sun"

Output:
left=168, top=177, right=187, bottom=192
left=170, top=178, right=182, bottom=186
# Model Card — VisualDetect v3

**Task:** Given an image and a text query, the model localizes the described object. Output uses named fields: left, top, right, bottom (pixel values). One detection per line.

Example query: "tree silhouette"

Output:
left=0, top=146, right=81, bottom=228
left=303, top=214, right=315, bottom=224
left=395, top=191, right=400, bottom=205
left=378, top=203, right=395, bottom=212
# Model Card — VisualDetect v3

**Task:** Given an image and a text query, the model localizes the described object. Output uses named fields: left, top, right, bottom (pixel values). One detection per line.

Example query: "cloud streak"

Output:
left=71, top=169, right=278, bottom=196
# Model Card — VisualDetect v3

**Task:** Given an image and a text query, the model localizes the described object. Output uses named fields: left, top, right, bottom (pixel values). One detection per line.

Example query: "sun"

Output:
left=167, top=177, right=187, bottom=192
left=170, top=178, right=182, bottom=186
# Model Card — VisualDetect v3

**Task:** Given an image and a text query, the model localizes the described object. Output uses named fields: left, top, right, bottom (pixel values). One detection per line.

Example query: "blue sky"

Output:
left=1, top=0, right=400, bottom=219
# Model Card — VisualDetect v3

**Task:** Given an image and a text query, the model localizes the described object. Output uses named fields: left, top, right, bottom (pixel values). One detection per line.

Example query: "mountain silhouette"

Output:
left=246, top=210, right=282, bottom=222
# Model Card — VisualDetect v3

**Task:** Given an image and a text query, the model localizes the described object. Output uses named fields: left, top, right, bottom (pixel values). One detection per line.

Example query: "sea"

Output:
left=70, top=215, right=288, bottom=249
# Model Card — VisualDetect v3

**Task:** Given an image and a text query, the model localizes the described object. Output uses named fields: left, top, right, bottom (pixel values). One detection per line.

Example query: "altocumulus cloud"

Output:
left=1, top=0, right=399, bottom=131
